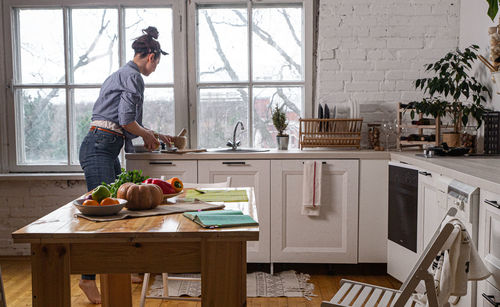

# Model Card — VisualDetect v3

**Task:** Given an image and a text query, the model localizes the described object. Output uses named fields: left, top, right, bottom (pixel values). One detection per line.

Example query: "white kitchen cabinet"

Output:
left=419, top=171, right=449, bottom=248
left=198, top=160, right=271, bottom=263
left=126, top=159, right=197, bottom=183
left=358, top=160, right=388, bottom=263
left=270, top=159, right=359, bottom=263
left=477, top=189, right=500, bottom=307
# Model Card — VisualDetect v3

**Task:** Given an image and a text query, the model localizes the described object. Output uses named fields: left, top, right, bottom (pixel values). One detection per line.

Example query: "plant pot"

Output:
left=276, top=135, right=289, bottom=150
left=442, top=132, right=460, bottom=147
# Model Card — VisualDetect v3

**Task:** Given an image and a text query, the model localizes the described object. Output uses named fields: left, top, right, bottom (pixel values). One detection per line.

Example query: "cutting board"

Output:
left=161, top=148, right=207, bottom=154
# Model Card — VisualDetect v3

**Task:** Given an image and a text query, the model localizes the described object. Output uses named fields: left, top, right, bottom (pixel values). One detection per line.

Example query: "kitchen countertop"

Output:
left=125, top=149, right=391, bottom=160
left=391, top=152, right=500, bottom=192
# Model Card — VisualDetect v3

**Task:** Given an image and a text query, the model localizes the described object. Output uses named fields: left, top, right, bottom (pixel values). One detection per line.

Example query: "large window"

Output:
left=190, top=1, right=312, bottom=149
left=5, top=2, right=181, bottom=171
left=3, top=0, right=311, bottom=171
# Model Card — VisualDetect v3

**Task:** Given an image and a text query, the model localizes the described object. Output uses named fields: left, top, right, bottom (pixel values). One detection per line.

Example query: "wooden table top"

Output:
left=12, top=187, right=259, bottom=244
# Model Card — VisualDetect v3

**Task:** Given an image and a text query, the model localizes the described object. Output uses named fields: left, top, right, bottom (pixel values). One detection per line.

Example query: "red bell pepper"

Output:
left=142, top=178, right=176, bottom=194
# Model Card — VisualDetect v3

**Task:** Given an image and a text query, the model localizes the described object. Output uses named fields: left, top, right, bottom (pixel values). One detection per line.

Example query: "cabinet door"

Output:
left=270, top=159, right=359, bottom=263
left=198, top=160, right=271, bottom=263
left=479, top=190, right=500, bottom=291
left=126, top=160, right=197, bottom=183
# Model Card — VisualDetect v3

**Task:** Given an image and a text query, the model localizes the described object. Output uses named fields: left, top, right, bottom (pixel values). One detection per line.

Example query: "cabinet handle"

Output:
left=302, top=162, right=327, bottom=164
left=485, top=199, right=500, bottom=209
left=222, top=161, right=246, bottom=165
left=149, top=161, right=173, bottom=165
left=482, top=293, right=500, bottom=306
left=418, top=171, right=432, bottom=176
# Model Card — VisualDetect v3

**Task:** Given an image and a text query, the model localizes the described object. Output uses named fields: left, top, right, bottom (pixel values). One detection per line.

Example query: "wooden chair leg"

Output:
left=162, top=273, right=169, bottom=297
left=139, top=273, right=150, bottom=307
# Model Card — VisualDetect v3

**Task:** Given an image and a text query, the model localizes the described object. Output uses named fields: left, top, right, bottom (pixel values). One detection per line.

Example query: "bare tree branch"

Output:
left=279, top=9, right=300, bottom=47
left=27, top=10, right=114, bottom=127
left=233, top=10, right=300, bottom=73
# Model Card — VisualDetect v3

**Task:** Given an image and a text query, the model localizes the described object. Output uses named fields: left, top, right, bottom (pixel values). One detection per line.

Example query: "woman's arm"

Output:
left=122, top=121, right=159, bottom=151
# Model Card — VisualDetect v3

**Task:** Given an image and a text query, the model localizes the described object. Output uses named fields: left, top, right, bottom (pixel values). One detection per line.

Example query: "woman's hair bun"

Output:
left=142, top=26, right=159, bottom=40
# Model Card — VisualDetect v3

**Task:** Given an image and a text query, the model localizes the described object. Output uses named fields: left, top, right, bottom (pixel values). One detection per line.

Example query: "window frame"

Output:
left=187, top=0, right=313, bottom=149
left=3, top=0, right=188, bottom=172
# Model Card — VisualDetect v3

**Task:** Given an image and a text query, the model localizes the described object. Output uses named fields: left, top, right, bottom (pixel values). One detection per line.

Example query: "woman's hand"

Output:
left=121, top=122, right=160, bottom=151
left=158, top=134, right=173, bottom=145
left=142, top=130, right=160, bottom=151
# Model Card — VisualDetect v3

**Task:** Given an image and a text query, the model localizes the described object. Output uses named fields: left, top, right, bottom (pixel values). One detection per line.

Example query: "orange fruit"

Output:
left=83, top=199, right=99, bottom=206
left=100, top=197, right=119, bottom=206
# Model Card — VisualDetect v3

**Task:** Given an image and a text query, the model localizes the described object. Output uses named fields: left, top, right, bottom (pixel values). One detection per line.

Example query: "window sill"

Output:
left=0, top=173, right=85, bottom=181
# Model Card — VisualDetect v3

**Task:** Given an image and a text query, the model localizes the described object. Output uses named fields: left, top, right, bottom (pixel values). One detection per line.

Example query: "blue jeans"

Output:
left=79, top=128, right=124, bottom=280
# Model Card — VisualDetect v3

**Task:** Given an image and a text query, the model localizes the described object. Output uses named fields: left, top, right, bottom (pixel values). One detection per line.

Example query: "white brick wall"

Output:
left=316, top=0, right=460, bottom=146
left=0, top=180, right=86, bottom=255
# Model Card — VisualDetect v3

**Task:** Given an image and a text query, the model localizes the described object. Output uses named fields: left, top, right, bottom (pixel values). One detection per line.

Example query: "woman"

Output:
left=78, top=26, right=172, bottom=304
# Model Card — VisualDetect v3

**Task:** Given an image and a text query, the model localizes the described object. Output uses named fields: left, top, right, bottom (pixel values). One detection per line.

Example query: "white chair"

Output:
left=139, top=177, right=232, bottom=307
left=322, top=208, right=459, bottom=307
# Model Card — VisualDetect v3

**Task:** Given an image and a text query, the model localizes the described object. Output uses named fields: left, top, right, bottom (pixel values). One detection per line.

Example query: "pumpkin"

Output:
left=117, top=182, right=163, bottom=210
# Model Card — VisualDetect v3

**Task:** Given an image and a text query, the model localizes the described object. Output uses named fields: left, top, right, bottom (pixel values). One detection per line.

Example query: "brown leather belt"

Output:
left=90, top=126, right=125, bottom=138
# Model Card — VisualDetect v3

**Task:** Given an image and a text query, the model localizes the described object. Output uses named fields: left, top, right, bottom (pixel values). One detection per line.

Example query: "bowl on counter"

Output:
left=73, top=198, right=127, bottom=216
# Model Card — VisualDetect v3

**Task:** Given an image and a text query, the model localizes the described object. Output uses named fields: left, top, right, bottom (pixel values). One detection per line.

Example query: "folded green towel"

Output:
left=183, top=210, right=258, bottom=228
left=185, top=190, right=249, bottom=202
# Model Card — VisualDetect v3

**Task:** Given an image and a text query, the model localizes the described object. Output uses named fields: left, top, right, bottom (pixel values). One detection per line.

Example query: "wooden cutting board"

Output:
left=161, top=148, right=207, bottom=154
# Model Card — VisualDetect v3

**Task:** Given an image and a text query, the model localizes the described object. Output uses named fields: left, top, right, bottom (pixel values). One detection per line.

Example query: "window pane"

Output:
left=71, top=9, right=119, bottom=84
left=125, top=8, right=173, bottom=84
left=142, top=88, right=175, bottom=135
left=198, top=88, right=248, bottom=148
left=17, top=88, right=67, bottom=164
left=253, top=87, right=302, bottom=149
left=197, top=7, right=248, bottom=82
left=252, top=7, right=303, bottom=81
left=73, top=89, right=98, bottom=164
left=18, top=9, right=64, bottom=84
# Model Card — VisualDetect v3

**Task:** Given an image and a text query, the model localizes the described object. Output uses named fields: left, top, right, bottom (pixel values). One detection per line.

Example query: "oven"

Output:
left=446, top=179, right=480, bottom=307
left=478, top=190, right=500, bottom=307
left=387, top=162, right=421, bottom=281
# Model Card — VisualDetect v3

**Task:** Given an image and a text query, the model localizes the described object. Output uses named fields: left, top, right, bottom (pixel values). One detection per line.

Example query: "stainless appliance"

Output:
left=387, top=162, right=421, bottom=281
left=446, top=179, right=480, bottom=307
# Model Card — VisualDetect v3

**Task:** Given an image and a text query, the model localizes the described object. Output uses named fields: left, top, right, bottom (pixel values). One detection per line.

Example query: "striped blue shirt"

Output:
left=92, top=61, right=144, bottom=152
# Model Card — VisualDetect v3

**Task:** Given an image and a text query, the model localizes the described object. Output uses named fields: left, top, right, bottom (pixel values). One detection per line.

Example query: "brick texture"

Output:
left=0, top=180, right=86, bottom=255
left=316, top=0, right=460, bottom=147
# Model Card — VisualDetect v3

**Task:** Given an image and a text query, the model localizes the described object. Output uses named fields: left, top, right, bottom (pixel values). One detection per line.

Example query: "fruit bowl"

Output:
left=73, top=198, right=127, bottom=216
left=163, top=190, right=183, bottom=200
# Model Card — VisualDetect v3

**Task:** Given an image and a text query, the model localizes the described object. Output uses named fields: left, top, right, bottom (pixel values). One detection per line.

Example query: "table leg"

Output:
left=100, top=274, right=132, bottom=307
left=31, top=244, right=71, bottom=307
left=201, top=240, right=246, bottom=307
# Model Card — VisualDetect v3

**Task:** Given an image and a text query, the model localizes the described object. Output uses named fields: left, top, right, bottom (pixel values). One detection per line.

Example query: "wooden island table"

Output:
left=12, top=187, right=259, bottom=307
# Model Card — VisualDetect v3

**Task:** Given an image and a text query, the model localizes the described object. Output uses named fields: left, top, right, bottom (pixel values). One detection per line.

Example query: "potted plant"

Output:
left=272, top=104, right=289, bottom=150
left=409, top=45, right=491, bottom=147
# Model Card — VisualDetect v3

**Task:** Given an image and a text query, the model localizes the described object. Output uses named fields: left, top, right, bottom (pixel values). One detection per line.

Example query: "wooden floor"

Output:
left=0, top=257, right=401, bottom=306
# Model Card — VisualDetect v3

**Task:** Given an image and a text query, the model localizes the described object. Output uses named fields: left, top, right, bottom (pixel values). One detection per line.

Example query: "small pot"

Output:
left=276, top=135, right=289, bottom=150
left=442, top=132, right=460, bottom=148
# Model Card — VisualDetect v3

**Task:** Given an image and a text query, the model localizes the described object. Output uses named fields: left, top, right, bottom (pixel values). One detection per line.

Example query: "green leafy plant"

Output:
left=101, top=168, right=149, bottom=198
left=488, top=0, right=499, bottom=21
left=272, top=104, right=288, bottom=137
left=409, top=45, right=491, bottom=133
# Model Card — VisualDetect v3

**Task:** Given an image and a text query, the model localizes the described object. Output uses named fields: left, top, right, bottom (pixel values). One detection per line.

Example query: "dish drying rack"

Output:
left=299, top=118, right=363, bottom=149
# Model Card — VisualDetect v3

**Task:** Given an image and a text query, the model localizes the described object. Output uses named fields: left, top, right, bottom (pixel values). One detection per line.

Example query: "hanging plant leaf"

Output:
left=488, top=0, right=499, bottom=21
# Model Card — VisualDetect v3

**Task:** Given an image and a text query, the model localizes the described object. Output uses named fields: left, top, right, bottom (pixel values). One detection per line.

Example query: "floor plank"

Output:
left=0, top=257, right=401, bottom=306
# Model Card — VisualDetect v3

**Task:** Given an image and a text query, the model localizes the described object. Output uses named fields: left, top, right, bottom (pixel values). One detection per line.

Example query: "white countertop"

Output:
left=391, top=152, right=500, bottom=192
left=125, top=149, right=391, bottom=160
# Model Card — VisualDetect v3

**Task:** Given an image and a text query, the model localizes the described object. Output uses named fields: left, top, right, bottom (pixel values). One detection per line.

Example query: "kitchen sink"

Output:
left=209, top=148, right=270, bottom=153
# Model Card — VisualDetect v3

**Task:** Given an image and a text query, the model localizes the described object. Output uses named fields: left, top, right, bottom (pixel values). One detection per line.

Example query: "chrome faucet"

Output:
left=226, top=121, right=244, bottom=150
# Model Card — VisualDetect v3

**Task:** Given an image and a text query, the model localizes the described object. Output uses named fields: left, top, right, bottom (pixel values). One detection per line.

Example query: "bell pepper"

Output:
left=142, top=178, right=176, bottom=194
left=166, top=177, right=183, bottom=192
